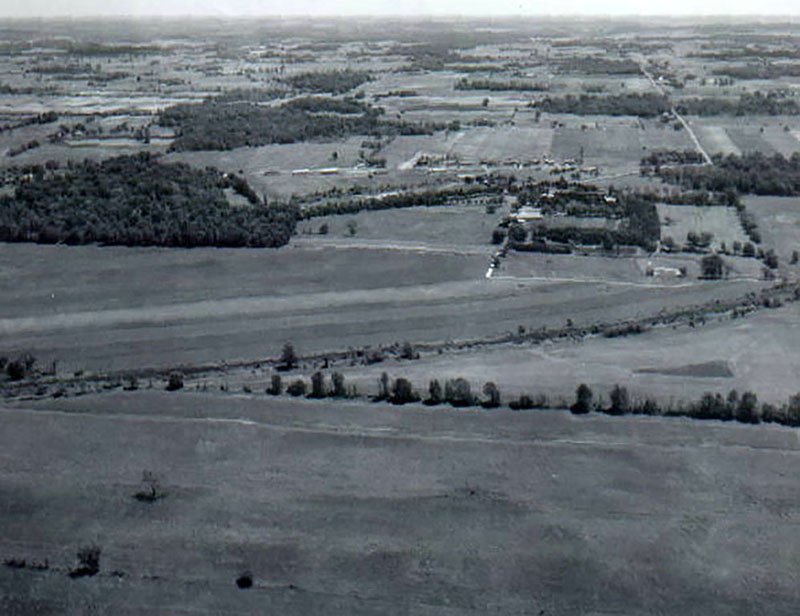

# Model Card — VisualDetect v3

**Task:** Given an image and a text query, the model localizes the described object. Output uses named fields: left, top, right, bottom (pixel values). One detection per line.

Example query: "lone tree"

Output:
left=279, top=342, right=298, bottom=371
left=571, top=384, right=593, bottom=414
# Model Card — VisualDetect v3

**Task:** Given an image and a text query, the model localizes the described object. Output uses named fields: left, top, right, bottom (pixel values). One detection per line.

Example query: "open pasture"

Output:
left=1, top=391, right=797, bottom=614
left=657, top=203, right=750, bottom=251
left=550, top=120, right=694, bottom=175
left=744, top=195, right=800, bottom=268
left=297, top=202, right=502, bottom=248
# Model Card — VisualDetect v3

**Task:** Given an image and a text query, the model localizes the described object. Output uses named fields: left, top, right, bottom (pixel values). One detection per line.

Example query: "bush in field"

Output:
left=400, top=341, right=418, bottom=360
left=70, top=545, right=101, bottom=578
left=166, top=372, right=184, bottom=391
left=134, top=470, right=165, bottom=503
left=287, top=379, right=307, bottom=397
left=267, top=374, right=282, bottom=396
left=509, top=394, right=534, bottom=411
left=3, top=353, right=36, bottom=381
left=571, top=384, right=593, bottom=414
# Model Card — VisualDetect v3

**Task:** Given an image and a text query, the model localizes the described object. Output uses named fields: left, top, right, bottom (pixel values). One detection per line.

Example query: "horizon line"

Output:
left=2, top=13, right=800, bottom=20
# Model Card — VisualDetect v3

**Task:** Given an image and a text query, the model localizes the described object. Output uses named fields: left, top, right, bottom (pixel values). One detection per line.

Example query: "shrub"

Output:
left=166, top=372, right=184, bottom=391
left=287, top=379, right=307, bottom=397
left=509, top=394, right=534, bottom=410
left=70, top=545, right=101, bottom=578
left=236, top=573, right=253, bottom=589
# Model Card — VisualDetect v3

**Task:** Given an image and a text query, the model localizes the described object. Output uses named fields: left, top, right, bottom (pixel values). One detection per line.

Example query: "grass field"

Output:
left=297, top=203, right=503, bottom=247
left=0, top=241, right=766, bottom=374
left=1, top=392, right=798, bottom=615
left=744, top=195, right=800, bottom=274
left=657, top=204, right=750, bottom=252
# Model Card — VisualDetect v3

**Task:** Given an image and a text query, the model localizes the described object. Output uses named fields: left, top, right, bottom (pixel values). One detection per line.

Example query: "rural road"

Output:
left=635, top=56, right=713, bottom=165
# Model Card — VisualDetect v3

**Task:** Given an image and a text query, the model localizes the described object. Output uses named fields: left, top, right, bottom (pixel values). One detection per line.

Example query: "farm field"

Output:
left=1, top=392, right=798, bottom=615
left=744, top=195, right=800, bottom=274
left=657, top=204, right=751, bottom=252
left=3, top=16, right=800, bottom=616
left=296, top=203, right=504, bottom=247
left=691, top=117, right=800, bottom=157
left=0, top=240, right=766, bottom=374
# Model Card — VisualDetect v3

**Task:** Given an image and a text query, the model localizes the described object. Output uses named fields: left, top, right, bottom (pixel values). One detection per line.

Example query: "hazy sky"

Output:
left=3, top=0, right=799, bottom=18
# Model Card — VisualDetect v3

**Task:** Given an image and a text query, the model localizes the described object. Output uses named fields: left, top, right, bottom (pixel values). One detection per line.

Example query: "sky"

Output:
left=3, top=0, right=799, bottom=18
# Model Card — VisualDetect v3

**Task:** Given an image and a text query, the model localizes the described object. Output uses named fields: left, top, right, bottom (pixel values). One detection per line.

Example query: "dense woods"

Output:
left=160, top=96, right=444, bottom=151
left=675, top=92, right=800, bottom=116
left=537, top=92, right=671, bottom=117
left=656, top=152, right=800, bottom=196
left=282, top=69, right=373, bottom=94
left=0, top=154, right=297, bottom=247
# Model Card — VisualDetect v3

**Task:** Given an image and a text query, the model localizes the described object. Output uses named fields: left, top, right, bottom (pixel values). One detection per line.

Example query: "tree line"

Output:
left=0, top=153, right=297, bottom=247
left=454, top=78, right=548, bottom=92
left=243, top=364, right=800, bottom=428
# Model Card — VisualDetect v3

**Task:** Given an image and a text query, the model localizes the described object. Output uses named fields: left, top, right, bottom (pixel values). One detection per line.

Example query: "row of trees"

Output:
left=252, top=369, right=800, bottom=428
left=454, top=78, right=548, bottom=92
left=0, top=153, right=298, bottom=248
left=298, top=184, right=496, bottom=220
